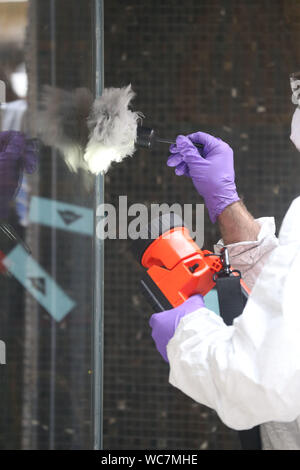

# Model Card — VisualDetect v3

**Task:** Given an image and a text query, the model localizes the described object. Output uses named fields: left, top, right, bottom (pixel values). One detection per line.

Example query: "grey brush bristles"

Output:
left=38, top=85, right=93, bottom=173
left=84, top=84, right=143, bottom=174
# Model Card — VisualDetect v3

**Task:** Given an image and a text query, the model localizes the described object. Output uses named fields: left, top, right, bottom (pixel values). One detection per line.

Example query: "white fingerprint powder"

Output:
left=84, top=85, right=142, bottom=174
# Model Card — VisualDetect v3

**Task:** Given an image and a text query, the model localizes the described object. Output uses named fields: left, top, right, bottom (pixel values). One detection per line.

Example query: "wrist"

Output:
left=205, top=192, right=240, bottom=224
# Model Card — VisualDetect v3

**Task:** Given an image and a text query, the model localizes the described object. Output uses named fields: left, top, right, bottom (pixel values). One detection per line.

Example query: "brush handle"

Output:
left=157, top=137, right=203, bottom=149
left=136, top=126, right=204, bottom=150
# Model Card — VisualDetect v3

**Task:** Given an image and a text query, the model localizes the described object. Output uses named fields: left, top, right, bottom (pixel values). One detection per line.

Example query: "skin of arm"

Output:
left=217, top=200, right=261, bottom=245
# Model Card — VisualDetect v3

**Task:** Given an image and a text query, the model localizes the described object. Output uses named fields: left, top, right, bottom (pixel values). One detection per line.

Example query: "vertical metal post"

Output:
left=49, top=0, right=57, bottom=450
left=93, top=0, right=104, bottom=451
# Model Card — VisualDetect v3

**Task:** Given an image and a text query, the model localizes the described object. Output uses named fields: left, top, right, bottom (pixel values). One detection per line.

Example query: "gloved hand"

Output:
left=167, top=132, right=240, bottom=223
left=149, top=295, right=205, bottom=362
left=0, top=131, right=38, bottom=219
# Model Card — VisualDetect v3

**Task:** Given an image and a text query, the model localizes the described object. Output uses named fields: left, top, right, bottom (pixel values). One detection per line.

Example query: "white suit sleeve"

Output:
left=167, top=212, right=300, bottom=430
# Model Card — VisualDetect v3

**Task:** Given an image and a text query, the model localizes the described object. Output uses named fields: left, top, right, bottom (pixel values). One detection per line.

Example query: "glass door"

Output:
left=0, top=0, right=104, bottom=450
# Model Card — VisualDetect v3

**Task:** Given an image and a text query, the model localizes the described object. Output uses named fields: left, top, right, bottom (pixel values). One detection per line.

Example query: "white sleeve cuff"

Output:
left=214, top=217, right=278, bottom=290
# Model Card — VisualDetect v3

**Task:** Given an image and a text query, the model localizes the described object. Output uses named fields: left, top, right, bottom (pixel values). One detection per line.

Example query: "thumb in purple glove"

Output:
left=167, top=132, right=240, bottom=223
left=149, top=295, right=205, bottom=362
left=0, top=131, right=38, bottom=219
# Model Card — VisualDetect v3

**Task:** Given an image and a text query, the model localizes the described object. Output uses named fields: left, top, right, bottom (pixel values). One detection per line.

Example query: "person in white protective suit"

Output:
left=149, top=86, right=300, bottom=450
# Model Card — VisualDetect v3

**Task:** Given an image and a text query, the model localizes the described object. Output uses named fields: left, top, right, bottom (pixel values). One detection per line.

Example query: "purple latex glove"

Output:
left=149, top=295, right=205, bottom=362
left=167, top=132, right=240, bottom=223
left=0, top=131, right=38, bottom=219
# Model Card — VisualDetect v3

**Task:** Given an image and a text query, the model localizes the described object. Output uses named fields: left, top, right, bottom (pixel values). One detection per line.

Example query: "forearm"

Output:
left=217, top=200, right=261, bottom=245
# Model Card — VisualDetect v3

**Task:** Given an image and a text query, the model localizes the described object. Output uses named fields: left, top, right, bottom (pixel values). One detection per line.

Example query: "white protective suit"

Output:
left=167, top=195, right=300, bottom=450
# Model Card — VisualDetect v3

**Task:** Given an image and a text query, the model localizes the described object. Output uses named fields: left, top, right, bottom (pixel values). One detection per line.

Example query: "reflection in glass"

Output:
left=0, top=0, right=100, bottom=450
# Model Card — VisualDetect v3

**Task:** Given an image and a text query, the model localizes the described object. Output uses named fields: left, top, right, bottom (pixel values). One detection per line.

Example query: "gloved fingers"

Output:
left=0, top=131, right=13, bottom=149
left=167, top=149, right=191, bottom=175
left=188, top=131, right=220, bottom=146
left=149, top=315, right=170, bottom=363
left=4, top=131, right=26, bottom=158
left=175, top=161, right=189, bottom=176
left=168, top=153, right=192, bottom=177
left=169, top=143, right=178, bottom=154
left=176, top=134, right=200, bottom=150
left=174, top=135, right=206, bottom=163
left=23, top=139, right=38, bottom=174
left=187, top=131, right=228, bottom=155
left=167, top=153, right=183, bottom=167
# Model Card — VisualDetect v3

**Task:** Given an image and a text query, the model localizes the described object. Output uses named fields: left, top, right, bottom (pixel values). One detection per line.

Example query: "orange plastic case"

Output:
left=141, top=227, right=224, bottom=307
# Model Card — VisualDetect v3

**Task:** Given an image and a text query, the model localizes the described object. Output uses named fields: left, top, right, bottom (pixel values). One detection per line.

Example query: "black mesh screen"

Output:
left=103, top=0, right=300, bottom=450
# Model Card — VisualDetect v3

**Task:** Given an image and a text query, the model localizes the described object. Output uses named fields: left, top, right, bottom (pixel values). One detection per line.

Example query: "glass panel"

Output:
left=93, top=0, right=104, bottom=451
left=0, top=0, right=104, bottom=450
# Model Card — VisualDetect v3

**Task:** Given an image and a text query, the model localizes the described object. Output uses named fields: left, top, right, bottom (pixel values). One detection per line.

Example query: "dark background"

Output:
left=103, top=0, right=300, bottom=450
